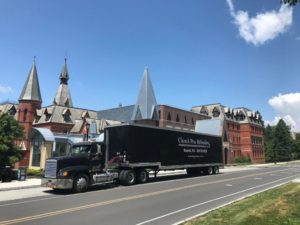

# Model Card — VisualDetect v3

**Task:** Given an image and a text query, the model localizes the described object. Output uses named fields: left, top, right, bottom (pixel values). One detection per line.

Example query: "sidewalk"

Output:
left=0, top=178, right=41, bottom=191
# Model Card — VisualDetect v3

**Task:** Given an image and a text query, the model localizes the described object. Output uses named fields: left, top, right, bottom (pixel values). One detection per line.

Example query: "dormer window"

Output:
left=81, top=111, right=90, bottom=119
left=62, top=109, right=72, bottom=123
left=35, top=109, right=42, bottom=123
left=44, top=107, right=53, bottom=122
left=235, top=111, right=245, bottom=121
left=200, top=107, right=209, bottom=115
left=212, top=107, right=220, bottom=117
left=8, top=105, right=17, bottom=116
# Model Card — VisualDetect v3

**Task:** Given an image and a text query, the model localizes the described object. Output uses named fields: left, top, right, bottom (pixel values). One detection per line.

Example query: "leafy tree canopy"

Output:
left=0, top=113, right=24, bottom=167
left=273, top=119, right=293, bottom=161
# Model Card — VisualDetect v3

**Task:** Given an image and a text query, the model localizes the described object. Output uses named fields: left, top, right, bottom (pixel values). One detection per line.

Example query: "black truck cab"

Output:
left=42, top=142, right=113, bottom=192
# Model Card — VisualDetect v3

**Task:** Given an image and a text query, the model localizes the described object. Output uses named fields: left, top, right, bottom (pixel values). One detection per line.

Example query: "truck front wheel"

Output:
left=73, top=174, right=89, bottom=193
left=120, top=170, right=136, bottom=186
left=136, top=169, right=148, bottom=184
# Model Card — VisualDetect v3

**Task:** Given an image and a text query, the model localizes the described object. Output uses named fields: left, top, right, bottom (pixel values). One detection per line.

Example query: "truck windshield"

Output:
left=69, top=145, right=91, bottom=156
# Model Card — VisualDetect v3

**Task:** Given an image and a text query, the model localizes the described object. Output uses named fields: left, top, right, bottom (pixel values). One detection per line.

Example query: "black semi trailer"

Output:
left=42, top=124, right=223, bottom=192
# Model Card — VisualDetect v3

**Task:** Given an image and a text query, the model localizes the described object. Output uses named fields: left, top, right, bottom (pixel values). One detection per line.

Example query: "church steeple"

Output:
left=18, top=60, right=42, bottom=167
left=59, top=58, right=69, bottom=85
left=53, top=59, right=73, bottom=107
left=19, top=61, right=42, bottom=102
left=131, top=67, right=159, bottom=121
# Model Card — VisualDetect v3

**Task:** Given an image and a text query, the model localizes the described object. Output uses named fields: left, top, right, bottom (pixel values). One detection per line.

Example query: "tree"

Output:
left=264, top=125, right=275, bottom=162
left=0, top=113, right=24, bottom=167
left=281, top=0, right=299, bottom=6
left=291, top=133, right=300, bottom=159
left=273, top=119, right=293, bottom=162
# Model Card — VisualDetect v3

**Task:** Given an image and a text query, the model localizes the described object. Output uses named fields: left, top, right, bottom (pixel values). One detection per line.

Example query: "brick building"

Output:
left=0, top=62, right=265, bottom=168
left=192, top=104, right=265, bottom=164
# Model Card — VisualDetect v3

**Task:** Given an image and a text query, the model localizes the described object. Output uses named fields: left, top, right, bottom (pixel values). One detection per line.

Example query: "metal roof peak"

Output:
left=131, top=68, right=158, bottom=121
left=19, top=62, right=42, bottom=102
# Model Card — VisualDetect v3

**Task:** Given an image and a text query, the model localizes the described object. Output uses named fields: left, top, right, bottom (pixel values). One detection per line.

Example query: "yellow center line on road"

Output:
left=0, top=168, right=294, bottom=225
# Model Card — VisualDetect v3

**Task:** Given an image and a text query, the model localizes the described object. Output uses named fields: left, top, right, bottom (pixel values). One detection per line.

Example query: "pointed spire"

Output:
left=131, top=67, right=158, bottom=121
left=59, top=58, right=69, bottom=84
left=19, top=60, right=42, bottom=102
left=53, top=59, right=73, bottom=107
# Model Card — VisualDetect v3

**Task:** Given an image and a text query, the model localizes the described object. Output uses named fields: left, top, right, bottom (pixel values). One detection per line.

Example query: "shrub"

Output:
left=26, top=168, right=44, bottom=177
left=234, top=156, right=252, bottom=164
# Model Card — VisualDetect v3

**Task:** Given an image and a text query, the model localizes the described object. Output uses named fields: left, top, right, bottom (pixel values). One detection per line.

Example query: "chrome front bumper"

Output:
left=41, top=178, right=73, bottom=189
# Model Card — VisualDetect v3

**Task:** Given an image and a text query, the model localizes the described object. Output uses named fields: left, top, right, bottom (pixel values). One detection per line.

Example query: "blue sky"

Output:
left=0, top=0, right=300, bottom=131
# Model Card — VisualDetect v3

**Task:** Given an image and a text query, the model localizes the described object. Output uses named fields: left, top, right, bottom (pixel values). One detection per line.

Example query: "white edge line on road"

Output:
left=135, top=175, right=296, bottom=225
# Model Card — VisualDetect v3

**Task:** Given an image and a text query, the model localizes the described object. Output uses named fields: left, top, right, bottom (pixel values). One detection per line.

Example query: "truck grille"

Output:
left=44, top=160, right=57, bottom=178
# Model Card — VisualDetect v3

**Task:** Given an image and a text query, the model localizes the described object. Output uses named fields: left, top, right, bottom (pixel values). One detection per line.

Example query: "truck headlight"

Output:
left=63, top=171, right=68, bottom=177
left=58, top=170, right=68, bottom=177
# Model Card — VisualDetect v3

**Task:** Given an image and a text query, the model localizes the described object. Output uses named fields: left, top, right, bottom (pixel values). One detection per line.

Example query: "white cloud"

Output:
left=226, top=0, right=293, bottom=46
left=268, top=93, right=300, bottom=132
left=0, top=85, right=13, bottom=94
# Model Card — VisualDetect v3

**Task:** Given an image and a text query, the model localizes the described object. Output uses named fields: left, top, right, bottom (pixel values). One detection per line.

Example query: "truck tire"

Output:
left=120, top=170, right=136, bottom=186
left=212, top=166, right=219, bottom=174
left=136, top=169, right=148, bottom=184
left=187, top=168, right=201, bottom=176
left=204, top=167, right=213, bottom=175
left=73, top=174, right=89, bottom=193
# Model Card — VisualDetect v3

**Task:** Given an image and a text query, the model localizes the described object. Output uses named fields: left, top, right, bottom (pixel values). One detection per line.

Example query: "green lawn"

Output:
left=183, top=182, right=300, bottom=225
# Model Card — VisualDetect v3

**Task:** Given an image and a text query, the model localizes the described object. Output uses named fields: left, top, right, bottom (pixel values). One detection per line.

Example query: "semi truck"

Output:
left=42, top=124, right=223, bottom=192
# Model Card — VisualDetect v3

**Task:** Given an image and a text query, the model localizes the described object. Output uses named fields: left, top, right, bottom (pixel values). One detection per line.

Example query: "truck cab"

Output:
left=42, top=142, right=117, bottom=192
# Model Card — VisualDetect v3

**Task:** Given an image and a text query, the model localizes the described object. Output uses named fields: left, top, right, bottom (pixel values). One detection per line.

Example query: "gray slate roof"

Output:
left=19, top=63, right=42, bottom=102
left=97, top=105, right=135, bottom=122
left=191, top=104, right=263, bottom=125
left=0, top=103, right=19, bottom=119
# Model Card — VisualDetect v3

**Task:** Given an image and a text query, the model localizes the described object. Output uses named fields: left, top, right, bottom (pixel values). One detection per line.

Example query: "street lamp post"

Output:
left=86, top=122, right=90, bottom=141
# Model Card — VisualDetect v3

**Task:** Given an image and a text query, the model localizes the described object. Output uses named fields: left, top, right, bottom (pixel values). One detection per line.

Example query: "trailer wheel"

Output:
left=73, top=174, right=89, bottom=193
left=204, top=167, right=213, bottom=175
left=120, top=170, right=136, bottom=186
left=187, top=168, right=201, bottom=176
left=212, top=166, right=219, bottom=174
left=136, top=169, right=148, bottom=184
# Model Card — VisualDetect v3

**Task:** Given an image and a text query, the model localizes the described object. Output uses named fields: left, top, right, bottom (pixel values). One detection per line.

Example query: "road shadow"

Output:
left=43, top=172, right=224, bottom=195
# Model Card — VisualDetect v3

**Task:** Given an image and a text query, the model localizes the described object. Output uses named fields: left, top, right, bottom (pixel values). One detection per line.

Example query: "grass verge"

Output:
left=183, top=182, right=300, bottom=225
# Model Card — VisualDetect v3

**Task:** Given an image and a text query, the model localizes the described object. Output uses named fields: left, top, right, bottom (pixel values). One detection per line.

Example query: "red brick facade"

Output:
left=158, top=105, right=210, bottom=130
left=17, top=100, right=41, bottom=167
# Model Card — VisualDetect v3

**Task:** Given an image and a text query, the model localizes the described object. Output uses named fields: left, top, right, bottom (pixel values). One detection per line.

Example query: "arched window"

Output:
left=23, top=109, right=28, bottom=122
left=176, top=114, right=180, bottom=122
left=167, top=112, right=171, bottom=121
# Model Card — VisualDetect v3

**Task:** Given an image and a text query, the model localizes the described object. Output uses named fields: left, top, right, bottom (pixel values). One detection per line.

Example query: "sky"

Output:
left=0, top=0, right=300, bottom=131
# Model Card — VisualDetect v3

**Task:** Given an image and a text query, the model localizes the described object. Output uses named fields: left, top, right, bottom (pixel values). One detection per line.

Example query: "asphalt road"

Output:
left=0, top=164, right=300, bottom=225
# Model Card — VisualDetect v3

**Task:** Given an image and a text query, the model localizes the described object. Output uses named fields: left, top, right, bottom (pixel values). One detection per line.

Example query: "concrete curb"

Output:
left=0, top=185, right=41, bottom=192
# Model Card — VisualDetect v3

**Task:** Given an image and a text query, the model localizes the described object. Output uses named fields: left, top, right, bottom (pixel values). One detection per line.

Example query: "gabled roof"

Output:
left=19, top=63, right=42, bottom=102
left=131, top=68, right=159, bottom=120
